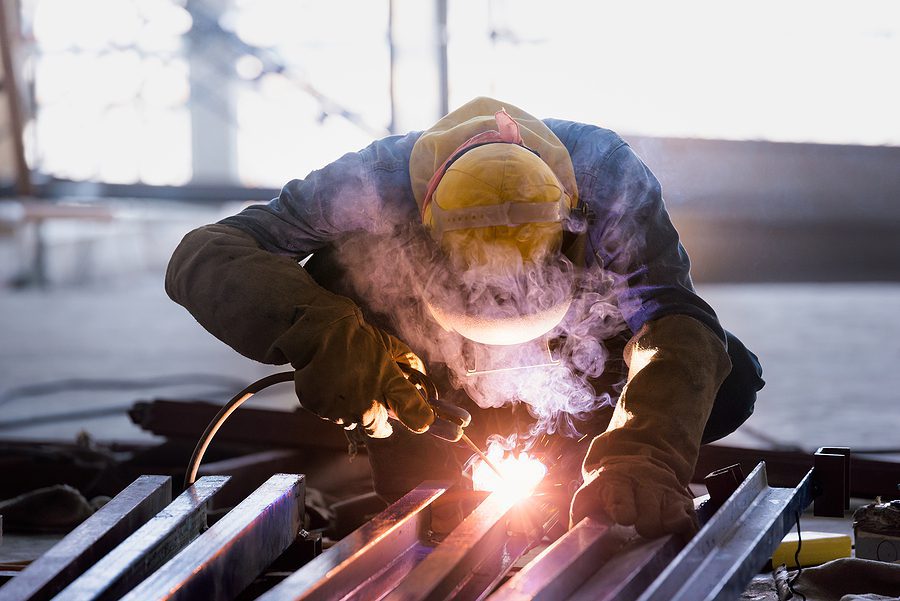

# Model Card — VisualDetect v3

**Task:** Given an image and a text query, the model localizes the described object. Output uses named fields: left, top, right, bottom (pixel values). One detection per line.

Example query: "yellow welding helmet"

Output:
left=415, top=106, right=578, bottom=346
left=425, top=143, right=567, bottom=267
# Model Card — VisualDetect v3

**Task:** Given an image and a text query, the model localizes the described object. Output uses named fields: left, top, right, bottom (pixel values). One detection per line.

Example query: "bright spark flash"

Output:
left=472, top=442, right=547, bottom=501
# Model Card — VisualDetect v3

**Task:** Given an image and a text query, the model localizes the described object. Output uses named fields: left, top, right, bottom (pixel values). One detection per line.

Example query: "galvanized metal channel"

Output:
left=637, top=462, right=814, bottom=601
left=384, top=491, right=522, bottom=601
left=119, top=473, right=304, bottom=601
left=0, top=475, right=172, bottom=601
left=52, top=476, right=229, bottom=601
left=490, top=516, right=634, bottom=601
left=258, top=481, right=448, bottom=601
left=568, top=534, right=682, bottom=601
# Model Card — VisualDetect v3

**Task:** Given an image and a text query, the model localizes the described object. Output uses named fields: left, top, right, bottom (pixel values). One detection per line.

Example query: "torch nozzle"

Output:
left=460, top=433, right=504, bottom=479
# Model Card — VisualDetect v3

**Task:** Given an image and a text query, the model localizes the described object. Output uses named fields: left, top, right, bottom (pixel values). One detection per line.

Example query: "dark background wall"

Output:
left=628, top=137, right=900, bottom=283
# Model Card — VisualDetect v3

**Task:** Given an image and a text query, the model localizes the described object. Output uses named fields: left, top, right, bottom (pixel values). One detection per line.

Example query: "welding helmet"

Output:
left=418, top=108, right=579, bottom=346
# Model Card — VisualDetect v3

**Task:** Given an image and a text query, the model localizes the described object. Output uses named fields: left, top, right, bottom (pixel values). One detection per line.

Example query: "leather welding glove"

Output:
left=570, top=314, right=732, bottom=539
left=166, top=224, right=434, bottom=437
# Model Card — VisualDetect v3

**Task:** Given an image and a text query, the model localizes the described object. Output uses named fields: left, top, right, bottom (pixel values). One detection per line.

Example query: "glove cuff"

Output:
left=583, top=314, right=732, bottom=485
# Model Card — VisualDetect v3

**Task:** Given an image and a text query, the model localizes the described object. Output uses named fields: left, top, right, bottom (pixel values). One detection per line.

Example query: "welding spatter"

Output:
left=396, top=362, right=504, bottom=479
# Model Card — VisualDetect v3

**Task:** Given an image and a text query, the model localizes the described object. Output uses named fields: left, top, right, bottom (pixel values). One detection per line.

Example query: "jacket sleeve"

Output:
left=165, top=134, right=420, bottom=364
left=573, top=131, right=725, bottom=342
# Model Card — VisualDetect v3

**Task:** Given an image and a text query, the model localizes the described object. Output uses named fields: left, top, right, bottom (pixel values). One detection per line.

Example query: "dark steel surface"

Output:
left=696, top=444, right=894, bottom=498
left=258, top=482, right=448, bottom=601
left=384, top=491, right=520, bottom=601
left=491, top=517, right=632, bottom=601
left=0, top=475, right=171, bottom=601
left=119, top=473, right=303, bottom=601
left=814, top=447, right=850, bottom=516
left=129, top=399, right=348, bottom=450
left=637, top=462, right=814, bottom=601
left=703, top=464, right=744, bottom=505
left=569, top=535, right=682, bottom=601
left=52, top=476, right=228, bottom=601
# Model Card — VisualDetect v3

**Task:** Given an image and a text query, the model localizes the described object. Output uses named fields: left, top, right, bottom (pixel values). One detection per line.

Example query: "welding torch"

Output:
left=184, top=365, right=502, bottom=489
left=396, top=362, right=504, bottom=479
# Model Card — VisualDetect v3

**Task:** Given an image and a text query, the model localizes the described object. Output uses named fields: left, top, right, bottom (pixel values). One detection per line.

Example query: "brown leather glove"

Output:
left=570, top=314, right=732, bottom=538
left=166, top=224, right=434, bottom=437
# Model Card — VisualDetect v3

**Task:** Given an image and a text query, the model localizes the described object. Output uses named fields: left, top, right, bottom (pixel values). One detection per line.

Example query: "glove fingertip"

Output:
left=398, top=402, right=436, bottom=433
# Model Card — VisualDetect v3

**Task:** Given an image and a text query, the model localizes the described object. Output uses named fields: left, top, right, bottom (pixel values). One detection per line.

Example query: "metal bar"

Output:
left=120, top=473, right=304, bottom=601
left=490, top=517, right=633, bottom=601
left=197, top=449, right=302, bottom=510
left=0, top=476, right=171, bottom=601
left=258, top=482, right=448, bottom=601
left=128, top=399, right=348, bottom=450
left=568, top=535, right=682, bottom=601
left=452, top=500, right=560, bottom=601
left=695, top=444, right=894, bottom=499
left=52, top=476, right=229, bottom=601
left=637, top=462, right=814, bottom=601
left=384, top=491, right=521, bottom=601
left=816, top=446, right=850, bottom=512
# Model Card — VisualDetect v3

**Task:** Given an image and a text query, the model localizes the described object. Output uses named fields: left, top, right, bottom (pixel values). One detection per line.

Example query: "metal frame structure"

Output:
left=1, top=448, right=848, bottom=601
left=0, top=476, right=172, bottom=601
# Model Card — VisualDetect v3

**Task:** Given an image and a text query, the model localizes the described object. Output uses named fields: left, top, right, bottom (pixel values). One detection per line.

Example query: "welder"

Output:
left=166, top=97, right=764, bottom=539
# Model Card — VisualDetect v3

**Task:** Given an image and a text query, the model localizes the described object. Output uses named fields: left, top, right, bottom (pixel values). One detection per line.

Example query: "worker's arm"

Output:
left=165, top=135, right=433, bottom=436
left=552, top=127, right=732, bottom=537
left=570, top=313, right=730, bottom=537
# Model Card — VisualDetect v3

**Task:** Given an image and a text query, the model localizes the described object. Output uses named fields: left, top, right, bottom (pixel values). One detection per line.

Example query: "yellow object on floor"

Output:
left=771, top=531, right=852, bottom=569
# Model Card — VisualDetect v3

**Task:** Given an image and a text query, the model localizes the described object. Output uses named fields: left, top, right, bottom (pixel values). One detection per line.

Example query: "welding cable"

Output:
left=184, top=371, right=294, bottom=489
left=787, top=509, right=807, bottom=601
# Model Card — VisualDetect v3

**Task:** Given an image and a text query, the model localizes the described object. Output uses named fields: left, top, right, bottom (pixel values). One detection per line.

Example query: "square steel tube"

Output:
left=52, top=476, right=229, bottom=601
left=0, top=475, right=171, bottom=601
left=257, top=482, right=448, bottom=601
left=384, top=491, right=521, bottom=601
left=490, top=517, right=634, bottom=601
left=119, top=473, right=304, bottom=601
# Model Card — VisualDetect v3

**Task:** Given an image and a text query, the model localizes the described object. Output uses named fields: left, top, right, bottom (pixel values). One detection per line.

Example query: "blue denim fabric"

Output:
left=220, top=119, right=724, bottom=342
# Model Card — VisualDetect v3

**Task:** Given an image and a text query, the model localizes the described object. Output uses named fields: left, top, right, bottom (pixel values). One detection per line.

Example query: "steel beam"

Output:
left=568, top=535, right=682, bottom=601
left=490, top=517, right=634, bottom=601
left=0, top=476, right=171, bottom=601
left=258, top=482, right=448, bottom=601
left=384, top=491, right=523, bottom=601
left=53, top=476, right=229, bottom=601
left=637, top=462, right=814, bottom=601
left=120, top=473, right=303, bottom=601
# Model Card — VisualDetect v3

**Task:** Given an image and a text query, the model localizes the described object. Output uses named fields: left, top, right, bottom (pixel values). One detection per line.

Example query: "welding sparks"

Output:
left=471, top=442, right=547, bottom=501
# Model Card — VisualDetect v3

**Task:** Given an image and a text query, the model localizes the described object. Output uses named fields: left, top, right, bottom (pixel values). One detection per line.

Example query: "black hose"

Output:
left=183, top=371, right=294, bottom=489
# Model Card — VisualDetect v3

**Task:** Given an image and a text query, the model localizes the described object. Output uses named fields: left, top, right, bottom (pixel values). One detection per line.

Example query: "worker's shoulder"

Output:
left=365, top=130, right=423, bottom=169
left=543, top=118, right=629, bottom=171
left=543, top=118, right=624, bottom=147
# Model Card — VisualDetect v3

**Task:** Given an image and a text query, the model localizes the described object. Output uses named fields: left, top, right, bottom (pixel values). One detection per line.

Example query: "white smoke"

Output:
left=331, top=222, right=628, bottom=442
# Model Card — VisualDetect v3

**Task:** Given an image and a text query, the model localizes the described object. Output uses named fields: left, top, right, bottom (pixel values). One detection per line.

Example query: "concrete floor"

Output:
left=0, top=204, right=898, bottom=454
